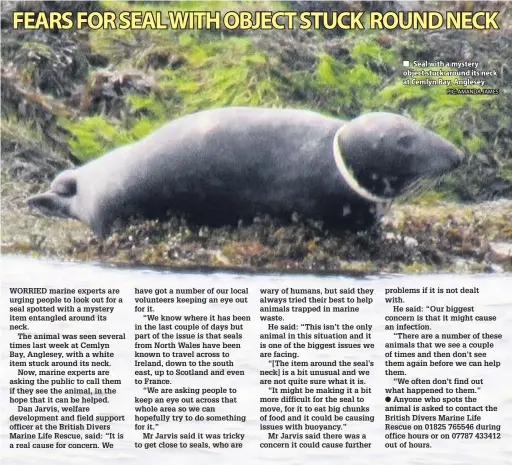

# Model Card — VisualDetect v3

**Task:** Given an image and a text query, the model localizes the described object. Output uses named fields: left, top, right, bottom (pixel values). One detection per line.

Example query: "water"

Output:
left=1, top=255, right=511, bottom=465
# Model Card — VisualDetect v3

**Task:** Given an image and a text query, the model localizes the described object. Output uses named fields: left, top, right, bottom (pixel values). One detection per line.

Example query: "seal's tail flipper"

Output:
left=26, top=192, right=72, bottom=219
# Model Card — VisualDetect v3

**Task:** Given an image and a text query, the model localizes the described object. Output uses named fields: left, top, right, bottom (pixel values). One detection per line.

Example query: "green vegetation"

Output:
left=166, top=34, right=282, bottom=113
left=61, top=116, right=133, bottom=161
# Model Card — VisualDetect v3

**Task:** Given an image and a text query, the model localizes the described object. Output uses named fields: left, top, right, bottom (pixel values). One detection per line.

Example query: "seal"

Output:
left=27, top=107, right=464, bottom=237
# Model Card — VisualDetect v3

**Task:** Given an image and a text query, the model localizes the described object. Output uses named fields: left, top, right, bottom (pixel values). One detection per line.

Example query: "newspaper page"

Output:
left=1, top=1, right=511, bottom=465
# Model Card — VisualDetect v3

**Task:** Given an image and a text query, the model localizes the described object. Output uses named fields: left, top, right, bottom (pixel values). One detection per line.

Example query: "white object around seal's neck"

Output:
left=332, top=123, right=391, bottom=210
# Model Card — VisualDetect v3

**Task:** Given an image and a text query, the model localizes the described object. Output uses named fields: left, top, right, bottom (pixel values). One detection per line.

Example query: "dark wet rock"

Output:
left=81, top=70, right=159, bottom=118
left=1, top=124, right=74, bottom=183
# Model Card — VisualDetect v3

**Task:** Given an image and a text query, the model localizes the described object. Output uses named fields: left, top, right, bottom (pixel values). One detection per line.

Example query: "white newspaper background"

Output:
left=2, top=256, right=511, bottom=465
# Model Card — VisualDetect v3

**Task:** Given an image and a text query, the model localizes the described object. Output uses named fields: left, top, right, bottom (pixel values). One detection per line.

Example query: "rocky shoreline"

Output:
left=2, top=172, right=511, bottom=274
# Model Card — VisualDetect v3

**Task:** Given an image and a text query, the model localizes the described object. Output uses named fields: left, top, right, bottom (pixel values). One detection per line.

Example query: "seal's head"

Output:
left=335, top=112, right=465, bottom=199
left=26, top=169, right=78, bottom=219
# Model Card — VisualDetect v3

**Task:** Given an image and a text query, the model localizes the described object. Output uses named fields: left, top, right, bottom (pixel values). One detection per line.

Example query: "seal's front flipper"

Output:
left=26, top=192, right=73, bottom=219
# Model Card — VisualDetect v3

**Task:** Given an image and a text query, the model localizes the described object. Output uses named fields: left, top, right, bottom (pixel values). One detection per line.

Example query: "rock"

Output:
left=384, top=232, right=418, bottom=248
left=488, top=242, right=512, bottom=261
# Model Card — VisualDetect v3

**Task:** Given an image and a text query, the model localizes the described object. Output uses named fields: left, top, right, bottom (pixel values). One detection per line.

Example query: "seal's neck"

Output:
left=332, top=125, right=391, bottom=204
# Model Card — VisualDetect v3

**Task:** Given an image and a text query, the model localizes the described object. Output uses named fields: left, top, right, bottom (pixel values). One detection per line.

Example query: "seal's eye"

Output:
left=397, top=134, right=414, bottom=150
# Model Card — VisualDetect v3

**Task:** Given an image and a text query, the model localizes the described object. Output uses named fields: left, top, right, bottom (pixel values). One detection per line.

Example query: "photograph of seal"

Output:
left=26, top=106, right=464, bottom=237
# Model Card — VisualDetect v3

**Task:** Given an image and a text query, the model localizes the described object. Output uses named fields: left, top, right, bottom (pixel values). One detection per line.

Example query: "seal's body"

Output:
left=27, top=107, right=464, bottom=237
